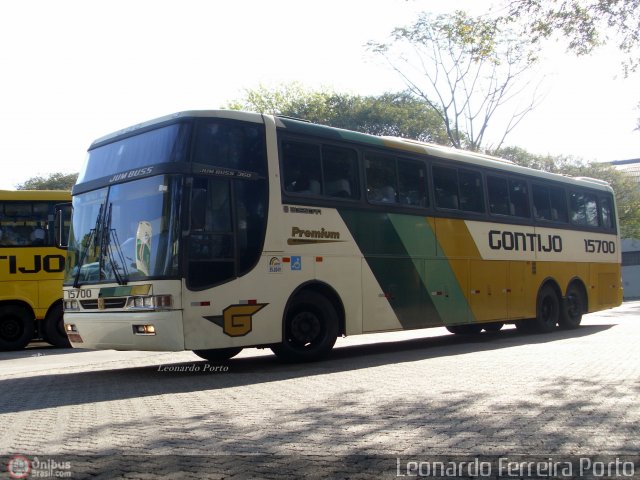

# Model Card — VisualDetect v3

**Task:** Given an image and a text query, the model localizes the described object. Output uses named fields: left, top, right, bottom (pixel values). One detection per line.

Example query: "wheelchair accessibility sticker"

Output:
left=291, top=256, right=302, bottom=271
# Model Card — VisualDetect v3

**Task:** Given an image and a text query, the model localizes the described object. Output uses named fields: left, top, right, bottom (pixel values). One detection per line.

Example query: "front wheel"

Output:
left=271, top=291, right=339, bottom=363
left=0, top=305, right=35, bottom=350
left=193, top=347, right=243, bottom=361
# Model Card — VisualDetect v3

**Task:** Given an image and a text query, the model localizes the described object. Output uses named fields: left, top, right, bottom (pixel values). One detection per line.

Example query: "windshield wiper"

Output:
left=73, top=203, right=103, bottom=288
left=102, top=203, right=129, bottom=286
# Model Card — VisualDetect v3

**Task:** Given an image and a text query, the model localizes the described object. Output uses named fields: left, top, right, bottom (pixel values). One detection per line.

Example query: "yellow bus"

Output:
left=0, top=189, right=70, bottom=350
left=61, top=111, right=622, bottom=361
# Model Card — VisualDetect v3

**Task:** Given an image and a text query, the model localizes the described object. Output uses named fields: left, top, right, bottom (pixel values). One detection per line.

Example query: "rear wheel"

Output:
left=482, top=322, right=504, bottom=333
left=559, top=283, right=585, bottom=330
left=0, top=305, right=35, bottom=350
left=271, top=291, right=339, bottom=362
left=446, top=324, right=482, bottom=335
left=193, top=347, right=243, bottom=361
left=42, top=304, right=71, bottom=348
left=532, top=284, right=560, bottom=333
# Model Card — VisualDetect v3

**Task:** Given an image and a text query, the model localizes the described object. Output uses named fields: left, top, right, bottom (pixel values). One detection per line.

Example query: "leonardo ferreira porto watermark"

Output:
left=396, top=456, right=637, bottom=478
left=156, top=363, right=229, bottom=373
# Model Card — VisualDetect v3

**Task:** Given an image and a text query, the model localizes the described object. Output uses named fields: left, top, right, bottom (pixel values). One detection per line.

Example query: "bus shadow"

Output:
left=0, top=323, right=614, bottom=415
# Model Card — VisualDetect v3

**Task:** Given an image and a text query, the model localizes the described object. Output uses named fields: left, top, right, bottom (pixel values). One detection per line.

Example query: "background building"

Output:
left=611, top=159, right=640, bottom=299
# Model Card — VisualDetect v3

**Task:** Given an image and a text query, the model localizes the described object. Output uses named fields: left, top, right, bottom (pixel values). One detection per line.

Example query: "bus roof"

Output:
left=0, top=190, right=70, bottom=201
left=88, top=110, right=614, bottom=193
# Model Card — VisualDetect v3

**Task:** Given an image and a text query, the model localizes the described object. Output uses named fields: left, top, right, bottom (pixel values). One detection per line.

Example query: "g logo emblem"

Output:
left=205, top=303, right=268, bottom=337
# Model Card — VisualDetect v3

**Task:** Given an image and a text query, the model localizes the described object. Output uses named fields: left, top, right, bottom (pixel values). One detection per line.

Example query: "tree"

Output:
left=225, top=83, right=450, bottom=145
left=16, top=172, right=77, bottom=191
left=506, top=0, right=640, bottom=74
left=368, top=11, right=542, bottom=151
left=496, top=146, right=640, bottom=238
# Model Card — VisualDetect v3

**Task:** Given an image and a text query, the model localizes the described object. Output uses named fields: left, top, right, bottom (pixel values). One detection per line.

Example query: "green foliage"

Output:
left=16, top=172, right=77, bottom=191
left=495, top=146, right=640, bottom=238
left=225, top=83, right=450, bottom=145
left=506, top=0, right=640, bottom=74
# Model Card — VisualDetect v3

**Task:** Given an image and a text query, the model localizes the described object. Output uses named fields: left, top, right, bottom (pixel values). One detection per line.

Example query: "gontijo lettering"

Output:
left=489, top=230, right=562, bottom=252
left=0, top=254, right=65, bottom=274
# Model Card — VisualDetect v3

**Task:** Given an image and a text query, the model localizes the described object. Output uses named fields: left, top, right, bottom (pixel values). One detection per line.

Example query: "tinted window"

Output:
left=193, top=120, right=267, bottom=175
left=532, top=184, right=568, bottom=222
left=601, top=196, right=614, bottom=230
left=282, top=141, right=322, bottom=195
left=487, top=176, right=510, bottom=215
left=458, top=170, right=484, bottom=213
left=80, top=123, right=190, bottom=183
left=0, top=201, right=57, bottom=247
left=570, top=191, right=599, bottom=227
left=433, top=166, right=483, bottom=212
left=398, top=159, right=428, bottom=207
left=322, top=145, right=359, bottom=199
left=433, top=166, right=459, bottom=209
left=366, top=153, right=397, bottom=203
left=487, top=175, right=530, bottom=218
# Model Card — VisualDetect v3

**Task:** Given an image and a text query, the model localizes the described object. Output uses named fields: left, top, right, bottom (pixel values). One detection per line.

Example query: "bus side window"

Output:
left=509, top=179, right=530, bottom=218
left=601, top=196, right=614, bottom=230
left=282, top=141, right=322, bottom=195
left=322, top=145, right=359, bottom=199
left=458, top=169, right=484, bottom=213
left=366, top=153, right=397, bottom=203
left=570, top=191, right=599, bottom=227
left=433, top=165, right=459, bottom=210
left=398, top=159, right=428, bottom=207
left=488, top=176, right=510, bottom=216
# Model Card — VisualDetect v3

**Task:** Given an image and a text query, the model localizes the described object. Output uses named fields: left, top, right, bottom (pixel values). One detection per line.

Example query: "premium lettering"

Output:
left=488, top=230, right=562, bottom=252
left=291, top=227, right=340, bottom=240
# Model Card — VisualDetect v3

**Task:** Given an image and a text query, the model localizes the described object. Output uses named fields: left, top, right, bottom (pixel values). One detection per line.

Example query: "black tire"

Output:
left=532, top=284, right=560, bottom=333
left=42, top=304, right=71, bottom=348
left=193, top=347, right=243, bottom=361
left=0, top=305, right=35, bottom=350
left=515, top=319, right=535, bottom=334
left=482, top=322, right=504, bottom=333
left=271, top=291, right=339, bottom=362
left=446, top=324, right=483, bottom=335
left=559, top=283, right=585, bottom=330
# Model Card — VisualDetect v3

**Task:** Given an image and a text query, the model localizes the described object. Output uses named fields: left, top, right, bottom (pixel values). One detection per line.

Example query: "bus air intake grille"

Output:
left=80, top=298, right=127, bottom=309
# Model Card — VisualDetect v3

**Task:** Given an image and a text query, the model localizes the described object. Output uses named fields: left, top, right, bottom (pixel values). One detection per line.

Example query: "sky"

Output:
left=1, top=0, right=639, bottom=190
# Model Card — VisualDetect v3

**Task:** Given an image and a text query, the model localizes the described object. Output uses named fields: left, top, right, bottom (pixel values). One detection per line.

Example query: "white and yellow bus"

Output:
left=62, top=111, right=622, bottom=361
left=0, top=189, right=70, bottom=350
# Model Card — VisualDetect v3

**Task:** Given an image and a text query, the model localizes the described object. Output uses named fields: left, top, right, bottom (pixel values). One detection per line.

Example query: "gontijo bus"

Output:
left=61, top=110, right=622, bottom=361
left=0, top=189, right=70, bottom=350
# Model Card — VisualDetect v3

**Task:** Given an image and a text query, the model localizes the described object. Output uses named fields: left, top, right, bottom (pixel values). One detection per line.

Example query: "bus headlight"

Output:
left=125, top=295, right=172, bottom=310
left=133, top=324, right=156, bottom=335
left=64, top=300, right=79, bottom=311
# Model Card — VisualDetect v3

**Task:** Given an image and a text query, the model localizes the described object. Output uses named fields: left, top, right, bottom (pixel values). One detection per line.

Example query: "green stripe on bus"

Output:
left=339, top=210, right=443, bottom=329
left=388, top=214, right=474, bottom=325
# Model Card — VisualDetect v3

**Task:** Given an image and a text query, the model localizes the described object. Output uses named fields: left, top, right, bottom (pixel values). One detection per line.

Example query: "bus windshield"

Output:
left=65, top=175, right=182, bottom=285
left=77, top=123, right=190, bottom=184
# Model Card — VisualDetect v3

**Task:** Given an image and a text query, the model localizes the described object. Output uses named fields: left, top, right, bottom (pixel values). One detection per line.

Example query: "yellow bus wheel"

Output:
left=559, top=283, right=585, bottom=330
left=533, top=284, right=560, bottom=333
left=42, top=304, right=70, bottom=348
left=0, top=305, right=34, bottom=351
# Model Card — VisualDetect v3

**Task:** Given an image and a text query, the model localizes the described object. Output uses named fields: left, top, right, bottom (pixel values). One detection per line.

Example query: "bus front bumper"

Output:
left=63, top=310, right=185, bottom=351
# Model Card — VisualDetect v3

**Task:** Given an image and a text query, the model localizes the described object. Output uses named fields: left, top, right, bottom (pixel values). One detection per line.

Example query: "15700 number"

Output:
left=584, top=239, right=616, bottom=254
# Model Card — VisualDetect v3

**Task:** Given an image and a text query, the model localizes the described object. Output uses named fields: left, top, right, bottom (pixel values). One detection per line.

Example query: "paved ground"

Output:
left=1, top=302, right=639, bottom=478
